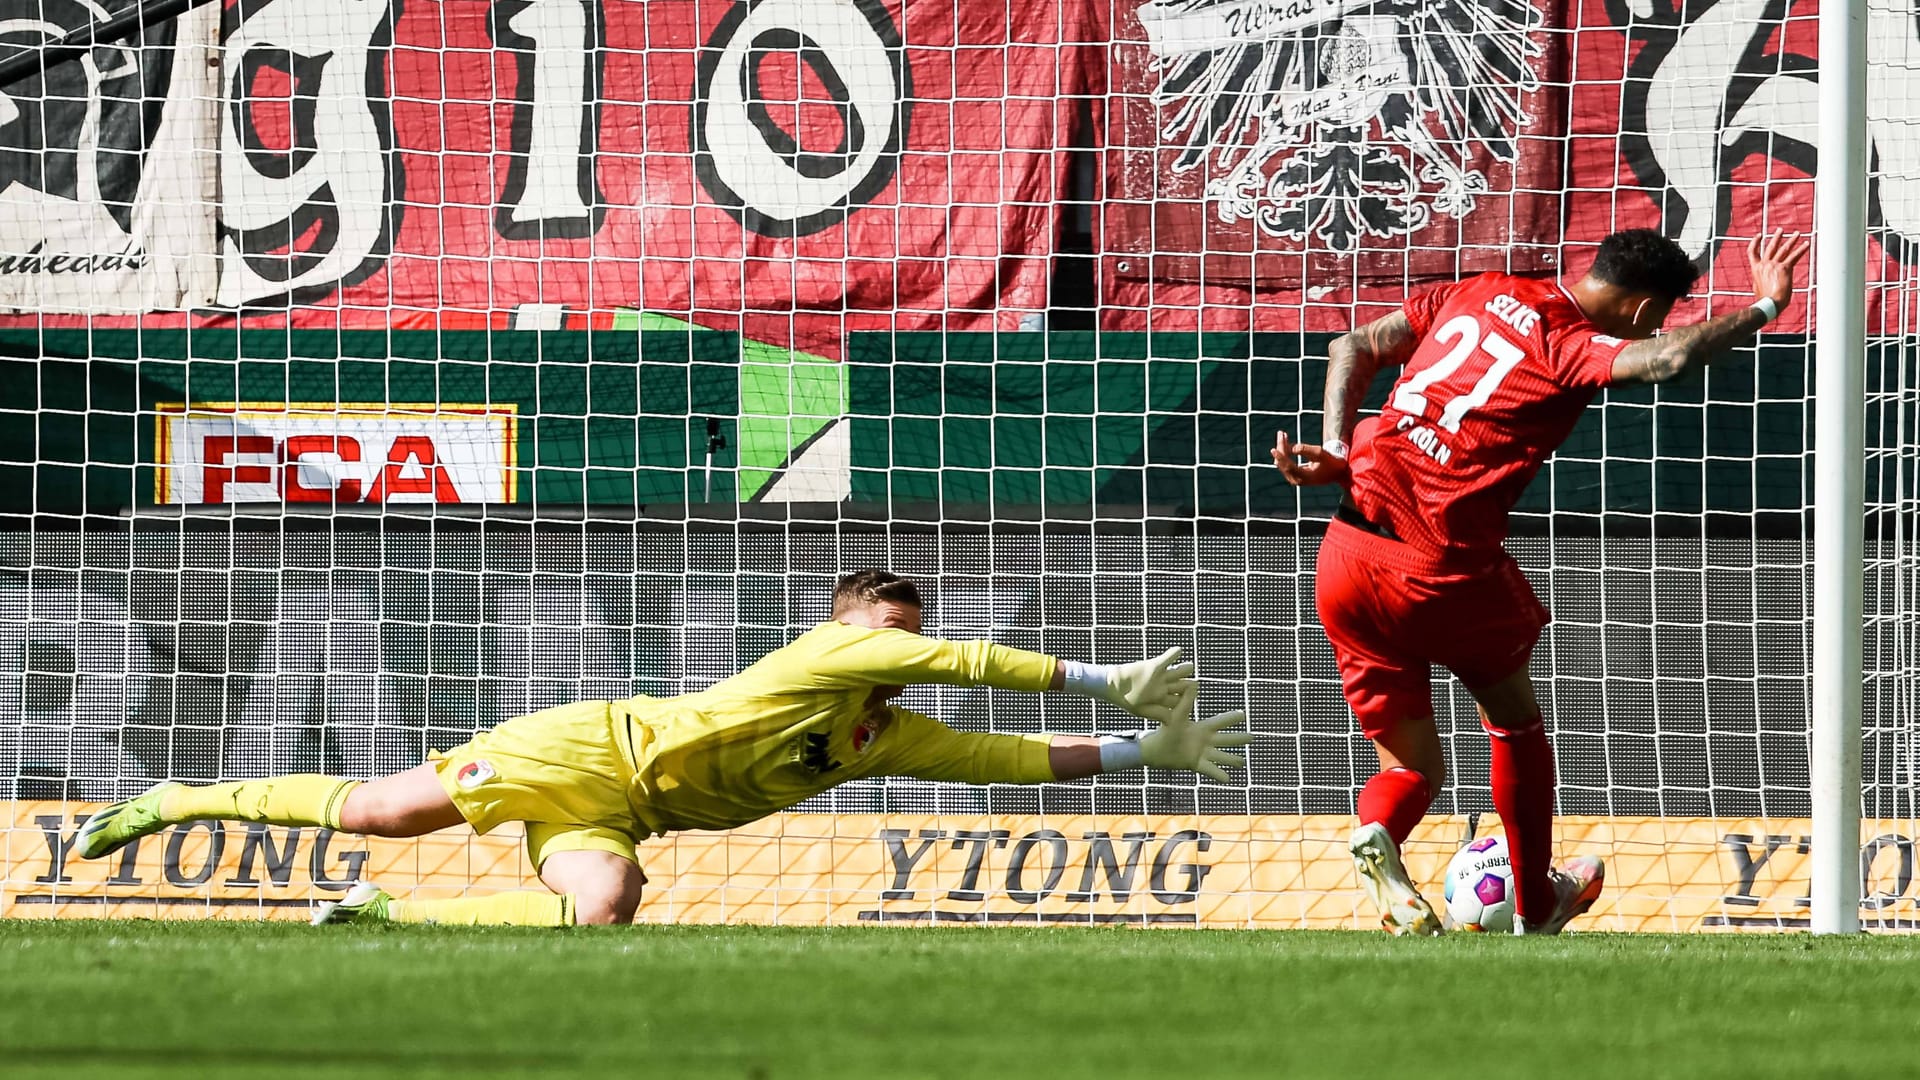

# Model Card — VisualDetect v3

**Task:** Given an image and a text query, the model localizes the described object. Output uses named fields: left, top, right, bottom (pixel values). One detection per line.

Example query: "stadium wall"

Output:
left=4, top=519, right=1903, bottom=822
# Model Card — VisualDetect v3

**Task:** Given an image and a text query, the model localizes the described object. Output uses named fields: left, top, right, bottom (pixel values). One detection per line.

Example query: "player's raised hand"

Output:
left=1748, top=230, right=1811, bottom=312
left=1062, top=646, right=1197, bottom=723
left=1138, top=690, right=1251, bottom=783
left=1271, top=430, right=1350, bottom=488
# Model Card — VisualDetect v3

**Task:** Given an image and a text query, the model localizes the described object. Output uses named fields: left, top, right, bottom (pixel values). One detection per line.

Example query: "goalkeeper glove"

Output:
left=1059, top=647, right=1197, bottom=724
left=1098, top=691, right=1251, bottom=782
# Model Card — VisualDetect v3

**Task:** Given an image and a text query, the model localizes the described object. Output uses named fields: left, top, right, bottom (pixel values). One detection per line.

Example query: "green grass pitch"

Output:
left=3, top=921, right=1916, bottom=1079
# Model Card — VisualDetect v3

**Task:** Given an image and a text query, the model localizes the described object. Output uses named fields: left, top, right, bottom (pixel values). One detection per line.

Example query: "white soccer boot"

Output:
left=1513, top=855, right=1606, bottom=935
left=1350, top=821, right=1443, bottom=936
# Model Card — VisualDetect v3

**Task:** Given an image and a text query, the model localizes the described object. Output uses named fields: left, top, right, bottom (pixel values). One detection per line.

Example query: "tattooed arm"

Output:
left=1610, top=232, right=1812, bottom=385
left=1322, top=312, right=1421, bottom=446
left=1273, top=311, right=1421, bottom=487
left=1607, top=308, right=1772, bottom=385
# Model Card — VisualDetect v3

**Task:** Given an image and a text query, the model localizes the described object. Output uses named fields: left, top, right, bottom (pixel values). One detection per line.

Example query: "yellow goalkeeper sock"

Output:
left=387, top=891, right=576, bottom=927
left=160, top=775, right=358, bottom=831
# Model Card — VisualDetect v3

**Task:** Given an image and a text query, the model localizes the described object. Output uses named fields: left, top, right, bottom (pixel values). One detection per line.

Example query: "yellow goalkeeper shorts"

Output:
left=432, top=700, right=642, bottom=870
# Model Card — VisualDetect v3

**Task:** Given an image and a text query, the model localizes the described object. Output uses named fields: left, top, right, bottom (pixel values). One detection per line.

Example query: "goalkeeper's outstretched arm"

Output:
left=871, top=693, right=1250, bottom=786
left=819, top=569, right=1198, bottom=726
left=815, top=620, right=1198, bottom=725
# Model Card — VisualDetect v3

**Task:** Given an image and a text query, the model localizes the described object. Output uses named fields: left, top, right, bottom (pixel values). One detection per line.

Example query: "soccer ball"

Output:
left=1443, top=835, right=1516, bottom=933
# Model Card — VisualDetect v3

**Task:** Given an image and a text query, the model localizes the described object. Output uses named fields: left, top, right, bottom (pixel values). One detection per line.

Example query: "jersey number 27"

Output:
left=1391, top=315, right=1526, bottom=433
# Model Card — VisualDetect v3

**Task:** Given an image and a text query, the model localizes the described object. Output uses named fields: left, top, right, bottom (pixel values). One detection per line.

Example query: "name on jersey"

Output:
left=1395, top=416, right=1453, bottom=466
left=1484, top=293, right=1541, bottom=336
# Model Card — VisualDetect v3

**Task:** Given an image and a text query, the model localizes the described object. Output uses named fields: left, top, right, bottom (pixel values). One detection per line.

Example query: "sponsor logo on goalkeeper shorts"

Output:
left=456, top=760, right=497, bottom=789
left=155, top=402, right=518, bottom=505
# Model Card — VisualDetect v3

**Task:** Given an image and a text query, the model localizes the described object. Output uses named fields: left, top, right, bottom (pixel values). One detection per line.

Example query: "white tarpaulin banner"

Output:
left=0, top=0, right=218, bottom=313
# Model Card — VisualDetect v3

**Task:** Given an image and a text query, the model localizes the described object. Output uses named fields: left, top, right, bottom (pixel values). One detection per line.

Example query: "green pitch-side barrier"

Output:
left=0, top=327, right=1835, bottom=520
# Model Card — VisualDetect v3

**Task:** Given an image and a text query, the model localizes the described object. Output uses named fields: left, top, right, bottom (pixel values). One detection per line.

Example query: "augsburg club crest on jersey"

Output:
left=852, top=711, right=892, bottom=755
left=1138, top=0, right=1544, bottom=251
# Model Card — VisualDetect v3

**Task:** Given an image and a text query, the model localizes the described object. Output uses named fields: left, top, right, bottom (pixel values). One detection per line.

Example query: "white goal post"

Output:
left=1812, top=0, right=1868, bottom=936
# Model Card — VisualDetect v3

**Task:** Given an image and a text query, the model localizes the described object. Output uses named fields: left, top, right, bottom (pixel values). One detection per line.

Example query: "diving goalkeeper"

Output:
left=75, top=570, right=1248, bottom=927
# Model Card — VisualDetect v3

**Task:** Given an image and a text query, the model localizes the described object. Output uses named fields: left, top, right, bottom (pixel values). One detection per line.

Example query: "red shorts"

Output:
left=1315, top=518, right=1548, bottom=740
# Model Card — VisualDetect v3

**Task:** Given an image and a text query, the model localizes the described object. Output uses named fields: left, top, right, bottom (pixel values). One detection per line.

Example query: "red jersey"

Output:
left=1345, top=273, right=1630, bottom=564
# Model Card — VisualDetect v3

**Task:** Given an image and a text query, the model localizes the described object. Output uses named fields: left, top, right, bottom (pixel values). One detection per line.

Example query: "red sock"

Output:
left=1357, top=766, right=1432, bottom=846
left=1487, top=713, right=1556, bottom=924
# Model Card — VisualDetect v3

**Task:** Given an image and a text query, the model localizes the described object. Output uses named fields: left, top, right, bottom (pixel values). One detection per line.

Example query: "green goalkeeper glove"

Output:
left=1099, top=691, right=1252, bottom=782
left=1059, top=647, right=1197, bottom=724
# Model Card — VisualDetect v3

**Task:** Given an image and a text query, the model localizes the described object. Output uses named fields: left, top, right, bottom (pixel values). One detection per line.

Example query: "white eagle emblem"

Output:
left=1139, top=0, right=1544, bottom=251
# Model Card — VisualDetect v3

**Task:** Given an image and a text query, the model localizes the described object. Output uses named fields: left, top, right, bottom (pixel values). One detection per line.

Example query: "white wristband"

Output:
left=1097, top=735, right=1146, bottom=772
left=1060, top=660, right=1112, bottom=699
left=1322, top=439, right=1349, bottom=460
left=1750, top=297, right=1779, bottom=323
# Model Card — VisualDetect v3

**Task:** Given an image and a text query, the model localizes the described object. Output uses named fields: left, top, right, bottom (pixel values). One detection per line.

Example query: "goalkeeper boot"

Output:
left=312, top=882, right=395, bottom=926
left=74, top=782, right=181, bottom=860
left=1514, top=855, right=1606, bottom=935
left=1350, top=821, right=1443, bottom=937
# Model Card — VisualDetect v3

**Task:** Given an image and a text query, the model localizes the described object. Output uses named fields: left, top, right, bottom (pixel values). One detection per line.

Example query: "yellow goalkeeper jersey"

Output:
left=609, top=621, right=1059, bottom=835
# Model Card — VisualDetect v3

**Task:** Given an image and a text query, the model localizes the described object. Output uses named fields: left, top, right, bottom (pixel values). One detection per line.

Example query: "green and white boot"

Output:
left=312, top=882, right=395, bottom=926
left=74, top=782, right=182, bottom=860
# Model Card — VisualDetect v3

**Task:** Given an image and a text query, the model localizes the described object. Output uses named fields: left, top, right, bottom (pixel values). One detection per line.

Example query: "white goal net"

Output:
left=0, top=0, right=1913, bottom=930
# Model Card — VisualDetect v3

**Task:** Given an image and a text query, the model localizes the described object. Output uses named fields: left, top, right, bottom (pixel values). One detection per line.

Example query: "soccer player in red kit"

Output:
left=1274, top=230, right=1811, bottom=935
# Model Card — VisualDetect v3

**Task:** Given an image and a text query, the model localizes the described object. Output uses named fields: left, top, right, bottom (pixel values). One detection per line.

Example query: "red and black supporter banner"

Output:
left=1099, top=0, right=1920, bottom=336
left=0, top=0, right=1100, bottom=350
left=1101, top=0, right=1565, bottom=292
